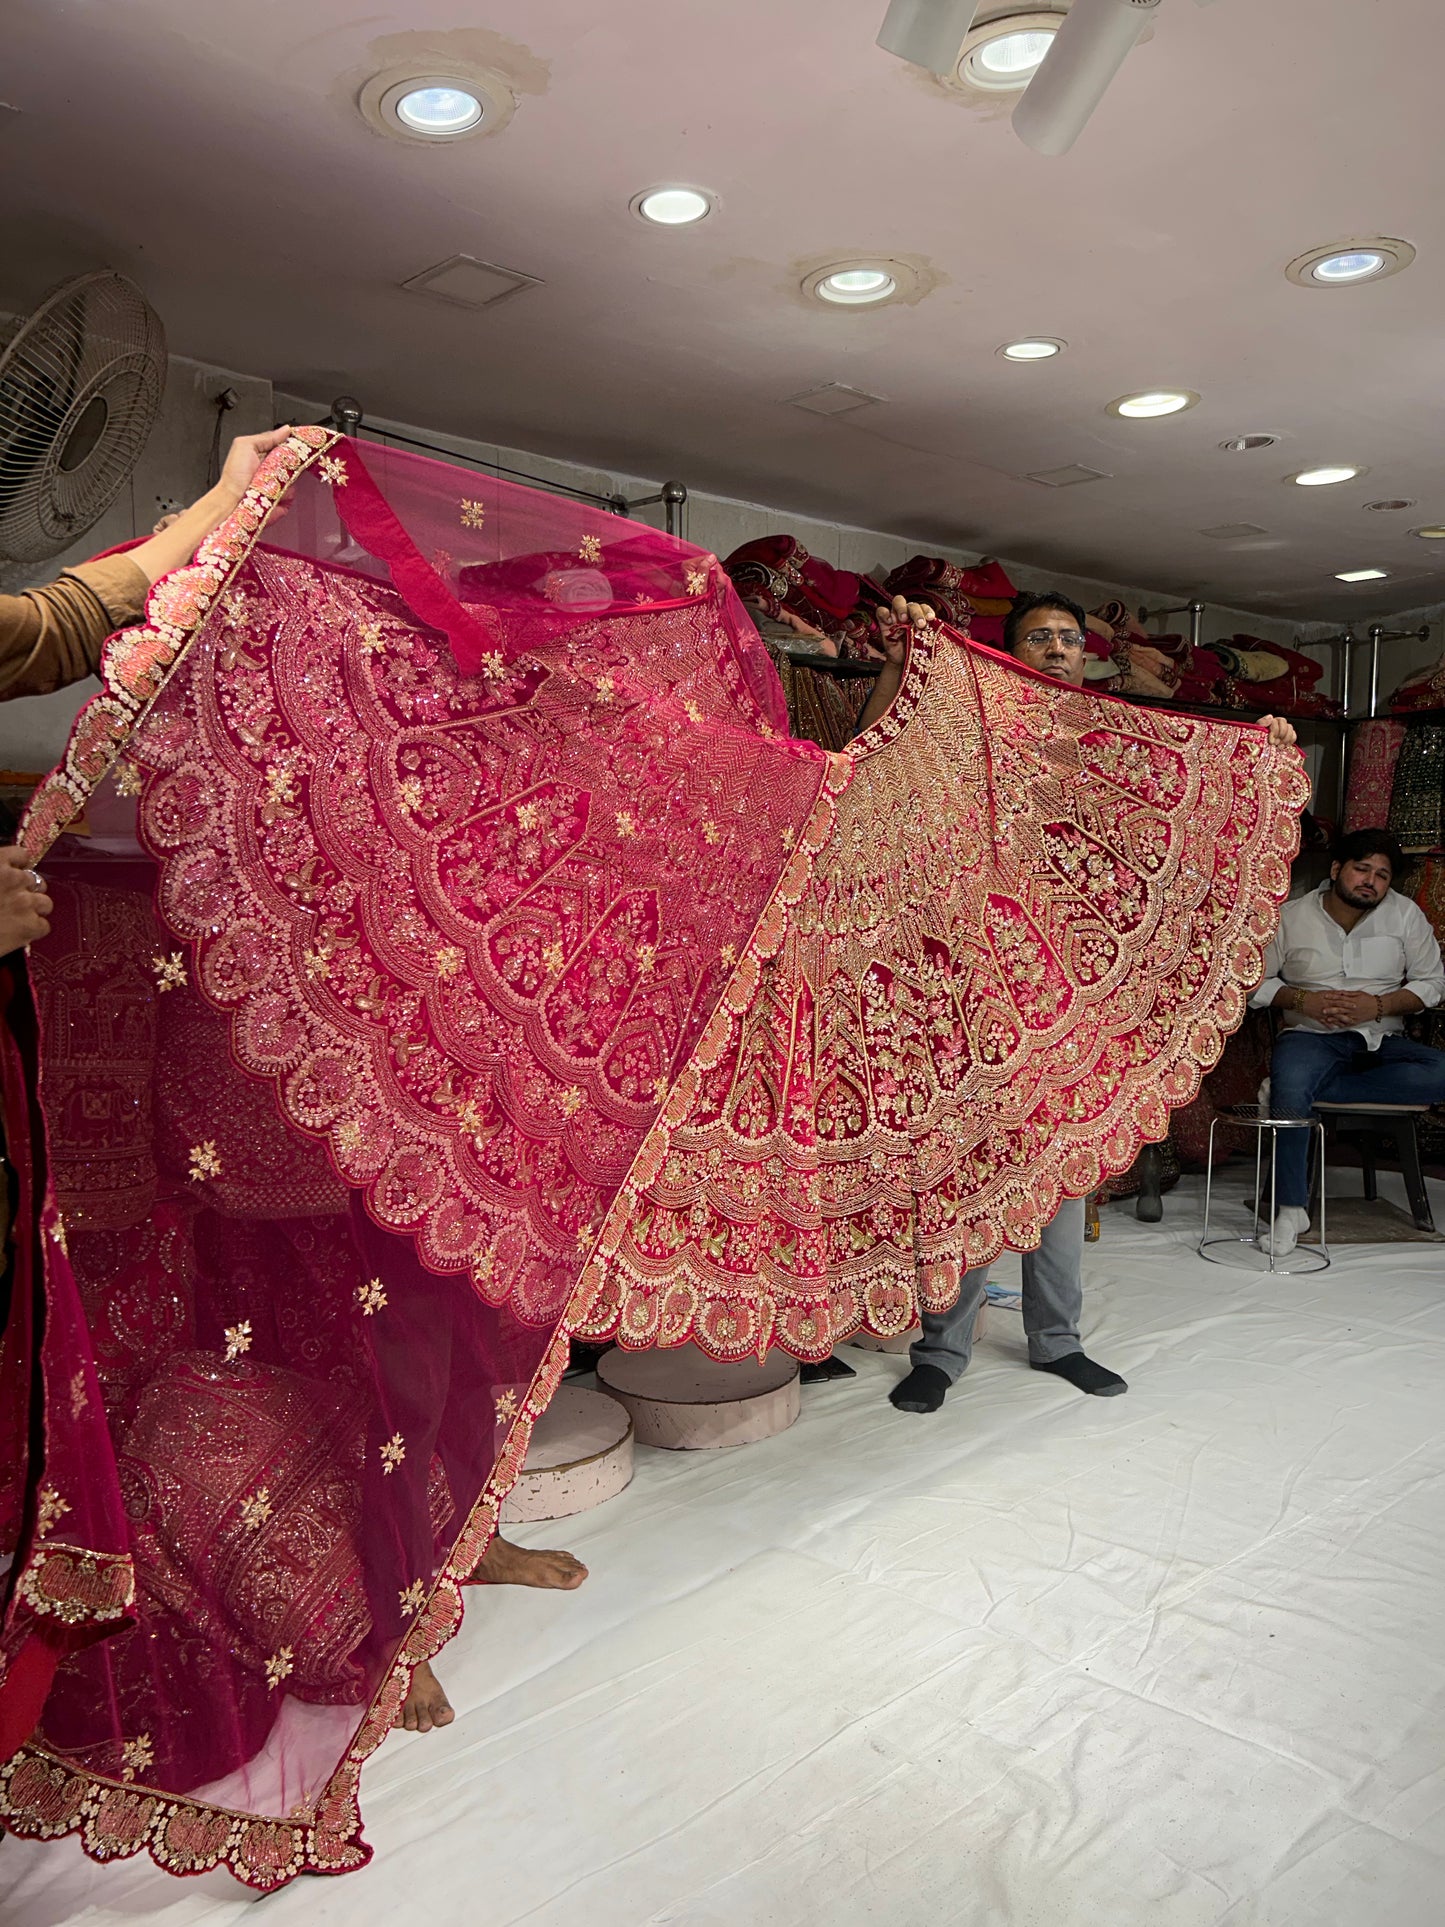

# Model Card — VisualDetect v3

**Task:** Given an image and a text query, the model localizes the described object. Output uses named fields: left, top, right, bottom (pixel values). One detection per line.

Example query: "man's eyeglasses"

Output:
left=1021, top=629, right=1086, bottom=649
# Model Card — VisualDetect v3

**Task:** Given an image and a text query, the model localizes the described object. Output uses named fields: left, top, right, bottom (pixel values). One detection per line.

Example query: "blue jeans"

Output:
left=1268, top=1029, right=1445, bottom=1207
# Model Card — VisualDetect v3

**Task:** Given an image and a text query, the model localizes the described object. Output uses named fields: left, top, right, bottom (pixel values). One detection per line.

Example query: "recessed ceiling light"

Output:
left=999, top=337, right=1065, bottom=360
left=359, top=66, right=515, bottom=144
left=814, top=267, right=897, bottom=305
left=1286, top=238, right=1416, bottom=288
left=1363, top=499, right=1415, bottom=512
left=1219, top=433, right=1279, bottom=453
left=1411, top=525, right=1445, bottom=540
left=394, top=85, right=483, bottom=135
left=633, top=186, right=714, bottom=227
left=1107, top=390, right=1199, bottom=420
left=959, top=14, right=1061, bottom=92
left=1335, top=568, right=1388, bottom=583
left=1289, top=465, right=1363, bottom=487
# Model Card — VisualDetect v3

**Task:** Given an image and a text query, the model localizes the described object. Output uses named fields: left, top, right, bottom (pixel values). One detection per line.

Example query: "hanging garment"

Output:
left=1344, top=719, right=1407, bottom=833
left=1388, top=725, right=1445, bottom=852
left=0, top=430, right=1307, bottom=1889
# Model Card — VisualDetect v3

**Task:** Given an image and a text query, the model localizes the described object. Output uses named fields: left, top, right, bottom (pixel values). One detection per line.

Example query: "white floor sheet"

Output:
left=5, top=1171, right=1443, bottom=1927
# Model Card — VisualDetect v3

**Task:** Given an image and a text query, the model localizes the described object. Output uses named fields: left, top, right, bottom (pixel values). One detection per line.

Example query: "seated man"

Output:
left=1251, top=827, right=1445, bottom=1255
left=877, top=589, right=1298, bottom=1413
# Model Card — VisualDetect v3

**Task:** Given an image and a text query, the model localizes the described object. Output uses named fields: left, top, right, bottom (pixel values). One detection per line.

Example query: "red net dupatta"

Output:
left=0, top=430, right=1307, bottom=1888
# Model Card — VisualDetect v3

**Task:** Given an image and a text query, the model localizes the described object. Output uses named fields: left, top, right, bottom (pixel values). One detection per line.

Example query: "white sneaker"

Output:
left=1263, top=1206, right=1310, bottom=1257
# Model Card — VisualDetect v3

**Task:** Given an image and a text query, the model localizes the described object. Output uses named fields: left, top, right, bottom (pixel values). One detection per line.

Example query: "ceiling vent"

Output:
left=1025, top=463, right=1110, bottom=488
left=786, top=383, right=884, bottom=417
left=400, top=254, right=542, bottom=311
left=1200, top=522, right=1270, bottom=540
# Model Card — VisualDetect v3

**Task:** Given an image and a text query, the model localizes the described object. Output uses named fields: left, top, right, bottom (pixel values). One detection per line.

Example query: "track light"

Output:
left=876, top=0, right=982, bottom=76
left=1012, top=0, right=1160, bottom=157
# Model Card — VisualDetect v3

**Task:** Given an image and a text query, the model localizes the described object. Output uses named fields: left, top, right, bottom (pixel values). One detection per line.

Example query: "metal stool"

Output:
left=1199, top=1106, right=1330, bottom=1273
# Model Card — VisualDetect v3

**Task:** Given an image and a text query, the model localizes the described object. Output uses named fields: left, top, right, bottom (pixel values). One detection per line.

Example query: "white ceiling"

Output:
left=5, top=0, right=1443, bottom=622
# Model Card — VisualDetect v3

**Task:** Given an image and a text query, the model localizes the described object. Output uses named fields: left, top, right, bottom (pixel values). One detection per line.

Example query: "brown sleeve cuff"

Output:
left=64, top=554, right=150, bottom=628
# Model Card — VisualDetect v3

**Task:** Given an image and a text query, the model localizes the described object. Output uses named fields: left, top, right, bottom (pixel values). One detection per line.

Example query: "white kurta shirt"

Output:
left=1249, top=881, right=1445, bottom=1050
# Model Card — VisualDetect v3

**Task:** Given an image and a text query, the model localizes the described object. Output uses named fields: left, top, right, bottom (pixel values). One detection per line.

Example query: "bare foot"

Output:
left=468, top=1534, right=588, bottom=1590
left=396, top=1658, right=454, bottom=1733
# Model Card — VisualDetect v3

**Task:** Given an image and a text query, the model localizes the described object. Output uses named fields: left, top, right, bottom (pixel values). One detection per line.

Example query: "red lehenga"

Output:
left=0, top=430, right=1308, bottom=1887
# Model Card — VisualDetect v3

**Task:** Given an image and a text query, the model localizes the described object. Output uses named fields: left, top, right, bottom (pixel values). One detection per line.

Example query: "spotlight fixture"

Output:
left=359, top=66, right=515, bottom=144
left=1289, top=466, right=1362, bottom=487
left=1219, top=433, right=1279, bottom=453
left=1364, top=499, right=1415, bottom=513
left=1335, top=568, right=1388, bottom=583
left=1285, top=238, right=1415, bottom=289
left=877, top=0, right=985, bottom=76
left=1106, top=389, right=1198, bottom=419
left=999, top=337, right=1065, bottom=360
left=633, top=186, right=715, bottom=227
left=959, top=13, right=1064, bottom=92
left=1412, top=525, right=1445, bottom=540
left=1013, top=0, right=1161, bottom=157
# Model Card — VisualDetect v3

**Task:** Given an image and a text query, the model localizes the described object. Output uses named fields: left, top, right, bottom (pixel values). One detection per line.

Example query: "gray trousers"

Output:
left=911, top=1196, right=1084, bottom=1383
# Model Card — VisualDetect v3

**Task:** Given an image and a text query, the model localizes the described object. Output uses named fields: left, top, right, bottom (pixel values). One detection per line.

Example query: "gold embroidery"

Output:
left=460, top=498, right=486, bottom=529
left=541, top=941, right=565, bottom=973
left=615, top=811, right=637, bottom=837
left=188, top=1141, right=222, bottom=1181
left=558, top=1086, right=584, bottom=1116
left=317, top=453, right=348, bottom=486
left=479, top=652, right=506, bottom=681
left=265, top=1647, right=295, bottom=1689
left=357, top=1277, right=387, bottom=1315
left=399, top=1579, right=427, bottom=1616
left=113, top=758, right=143, bottom=797
left=359, top=618, right=387, bottom=655
left=494, top=1388, right=518, bottom=1422
left=399, top=777, right=425, bottom=811
left=69, top=1368, right=88, bottom=1420
left=515, top=801, right=541, bottom=830
left=223, top=1322, right=253, bottom=1363
left=684, top=700, right=704, bottom=724
left=702, top=820, right=720, bottom=846
left=436, top=946, right=464, bottom=980
left=303, top=948, right=332, bottom=981
left=47, top=1214, right=68, bottom=1257
left=120, top=1734, right=154, bottom=1782
left=150, top=952, right=187, bottom=993
left=36, top=1486, right=70, bottom=1536
left=636, top=944, right=656, bottom=973
left=594, top=674, right=615, bottom=703
left=578, top=534, right=602, bottom=563
left=239, top=1488, right=273, bottom=1532
left=379, top=1433, right=406, bottom=1475
left=686, top=566, right=708, bottom=596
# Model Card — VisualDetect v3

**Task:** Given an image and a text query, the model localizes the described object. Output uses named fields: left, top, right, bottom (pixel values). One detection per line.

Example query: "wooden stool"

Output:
left=1311, top=1100, right=1437, bottom=1232
left=596, top=1344, right=800, bottom=1450
left=500, top=1382, right=634, bottom=1522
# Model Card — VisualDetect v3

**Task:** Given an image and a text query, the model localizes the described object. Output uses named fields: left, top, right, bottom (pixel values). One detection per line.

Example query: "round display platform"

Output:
left=596, top=1344, right=801, bottom=1451
left=847, top=1306, right=987, bottom=1354
left=500, top=1382, right=634, bottom=1523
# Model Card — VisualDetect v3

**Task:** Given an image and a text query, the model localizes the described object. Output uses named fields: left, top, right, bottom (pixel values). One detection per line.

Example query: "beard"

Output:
left=1333, top=878, right=1383, bottom=911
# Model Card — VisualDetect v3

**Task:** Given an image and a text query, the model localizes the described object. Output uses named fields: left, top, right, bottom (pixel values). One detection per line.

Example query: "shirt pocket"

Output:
left=1352, top=934, right=1402, bottom=983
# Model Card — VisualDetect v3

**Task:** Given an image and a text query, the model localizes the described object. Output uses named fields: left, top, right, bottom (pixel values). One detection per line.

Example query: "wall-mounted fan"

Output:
left=879, top=0, right=1221, bottom=154
left=0, top=270, right=166, bottom=564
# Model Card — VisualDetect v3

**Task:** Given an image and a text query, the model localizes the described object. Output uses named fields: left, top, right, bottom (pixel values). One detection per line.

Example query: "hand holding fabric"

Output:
left=0, top=845, right=52, bottom=954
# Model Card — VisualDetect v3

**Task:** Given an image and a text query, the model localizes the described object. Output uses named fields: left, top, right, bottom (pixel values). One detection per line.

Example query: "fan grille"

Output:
left=0, top=270, right=166, bottom=563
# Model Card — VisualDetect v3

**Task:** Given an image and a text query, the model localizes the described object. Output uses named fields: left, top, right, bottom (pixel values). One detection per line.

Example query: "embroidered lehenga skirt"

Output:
left=0, top=430, right=1307, bottom=1886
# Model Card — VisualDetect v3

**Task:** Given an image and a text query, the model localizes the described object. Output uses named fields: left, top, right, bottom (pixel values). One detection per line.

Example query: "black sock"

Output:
left=1031, top=1351, right=1127, bottom=1397
left=889, top=1363, right=952, bottom=1413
